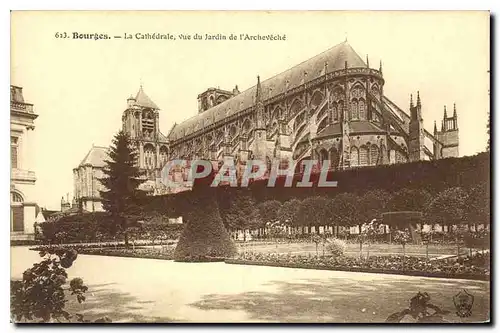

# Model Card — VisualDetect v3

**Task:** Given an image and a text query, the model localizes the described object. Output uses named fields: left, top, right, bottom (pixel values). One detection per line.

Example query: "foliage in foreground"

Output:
left=11, top=246, right=110, bottom=323
left=386, top=292, right=450, bottom=323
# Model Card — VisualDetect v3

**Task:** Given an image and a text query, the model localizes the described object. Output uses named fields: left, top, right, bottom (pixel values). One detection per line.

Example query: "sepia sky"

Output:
left=11, top=11, right=489, bottom=210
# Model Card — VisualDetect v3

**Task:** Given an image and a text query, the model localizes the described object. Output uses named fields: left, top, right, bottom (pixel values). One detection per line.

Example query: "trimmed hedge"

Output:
left=145, top=152, right=490, bottom=214
left=173, top=168, right=237, bottom=261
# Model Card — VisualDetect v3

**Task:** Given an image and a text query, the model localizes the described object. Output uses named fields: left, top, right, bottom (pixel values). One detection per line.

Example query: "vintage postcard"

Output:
left=10, top=11, right=490, bottom=323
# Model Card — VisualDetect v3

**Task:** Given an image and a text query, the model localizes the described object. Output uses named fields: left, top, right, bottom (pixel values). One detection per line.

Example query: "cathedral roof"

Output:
left=168, top=41, right=366, bottom=141
left=78, top=146, right=109, bottom=168
left=135, top=86, right=160, bottom=110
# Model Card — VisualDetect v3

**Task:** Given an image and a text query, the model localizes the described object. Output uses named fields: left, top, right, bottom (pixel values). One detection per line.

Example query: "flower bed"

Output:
left=30, top=240, right=176, bottom=251
left=227, top=252, right=490, bottom=281
left=31, top=244, right=177, bottom=261
left=72, top=247, right=176, bottom=260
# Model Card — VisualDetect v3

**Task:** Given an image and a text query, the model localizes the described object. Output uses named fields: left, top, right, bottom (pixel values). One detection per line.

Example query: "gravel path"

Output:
left=11, top=246, right=490, bottom=323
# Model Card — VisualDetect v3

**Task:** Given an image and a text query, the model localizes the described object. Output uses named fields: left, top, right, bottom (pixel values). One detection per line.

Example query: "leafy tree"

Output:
left=99, top=130, right=146, bottom=246
left=426, top=187, right=469, bottom=232
left=295, top=196, right=330, bottom=233
left=466, top=182, right=490, bottom=229
left=222, top=193, right=261, bottom=239
left=277, top=199, right=301, bottom=229
left=330, top=193, right=360, bottom=227
left=256, top=200, right=282, bottom=225
left=388, top=188, right=431, bottom=212
left=359, top=189, right=391, bottom=229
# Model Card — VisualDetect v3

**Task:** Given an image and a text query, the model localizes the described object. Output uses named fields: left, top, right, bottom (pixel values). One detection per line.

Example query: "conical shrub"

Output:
left=174, top=162, right=237, bottom=262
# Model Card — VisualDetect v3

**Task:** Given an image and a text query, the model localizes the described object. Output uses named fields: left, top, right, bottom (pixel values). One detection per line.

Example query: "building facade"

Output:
left=166, top=41, right=458, bottom=172
left=74, top=40, right=459, bottom=208
left=73, top=145, right=109, bottom=212
left=10, top=85, right=38, bottom=239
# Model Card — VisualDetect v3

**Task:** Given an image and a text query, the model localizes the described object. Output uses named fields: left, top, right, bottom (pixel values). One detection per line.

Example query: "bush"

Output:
left=10, top=246, right=98, bottom=323
left=325, top=238, right=347, bottom=257
left=174, top=169, right=237, bottom=261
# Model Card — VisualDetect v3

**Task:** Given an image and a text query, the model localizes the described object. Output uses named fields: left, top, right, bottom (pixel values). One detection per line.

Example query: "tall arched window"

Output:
left=359, top=99, right=366, bottom=120
left=338, top=101, right=344, bottom=121
left=370, top=144, right=379, bottom=166
left=331, top=103, right=338, bottom=122
left=359, top=145, right=369, bottom=166
left=319, top=149, right=329, bottom=163
left=159, top=146, right=168, bottom=166
left=350, top=147, right=359, bottom=167
left=144, top=144, right=156, bottom=169
left=351, top=99, right=359, bottom=120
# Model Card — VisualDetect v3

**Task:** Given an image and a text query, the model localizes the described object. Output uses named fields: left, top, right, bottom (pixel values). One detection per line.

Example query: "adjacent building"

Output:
left=73, top=145, right=109, bottom=212
left=10, top=85, right=38, bottom=239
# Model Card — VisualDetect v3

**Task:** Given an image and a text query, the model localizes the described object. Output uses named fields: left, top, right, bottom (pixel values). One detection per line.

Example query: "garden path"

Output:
left=11, top=246, right=490, bottom=323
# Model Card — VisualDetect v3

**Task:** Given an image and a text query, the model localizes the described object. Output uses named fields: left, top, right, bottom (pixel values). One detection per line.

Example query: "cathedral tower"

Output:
left=122, top=86, right=169, bottom=182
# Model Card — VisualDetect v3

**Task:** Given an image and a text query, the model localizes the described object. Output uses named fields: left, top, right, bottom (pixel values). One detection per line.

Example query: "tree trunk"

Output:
left=426, top=243, right=429, bottom=261
left=359, top=240, right=363, bottom=259
left=124, top=231, right=129, bottom=248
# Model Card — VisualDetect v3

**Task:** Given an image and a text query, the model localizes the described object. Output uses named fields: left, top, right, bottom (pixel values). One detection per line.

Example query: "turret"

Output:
left=408, top=91, right=425, bottom=162
left=435, top=102, right=459, bottom=158
left=127, top=95, right=136, bottom=108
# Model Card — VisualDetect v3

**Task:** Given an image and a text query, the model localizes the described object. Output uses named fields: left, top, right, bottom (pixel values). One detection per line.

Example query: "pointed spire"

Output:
left=366, top=54, right=369, bottom=68
left=416, top=91, right=421, bottom=107
left=135, top=85, right=159, bottom=109
left=410, top=94, right=414, bottom=108
left=444, top=105, right=448, bottom=119
left=255, top=75, right=264, bottom=129
left=441, top=119, right=445, bottom=131
left=379, top=60, right=383, bottom=73
left=453, top=103, right=457, bottom=118
left=255, top=75, right=262, bottom=103
left=434, top=120, right=438, bottom=134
